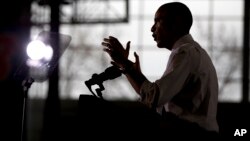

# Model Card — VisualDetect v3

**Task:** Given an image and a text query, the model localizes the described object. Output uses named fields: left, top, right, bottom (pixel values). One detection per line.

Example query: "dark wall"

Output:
left=0, top=0, right=31, bottom=30
left=1, top=80, right=24, bottom=141
left=0, top=1, right=31, bottom=141
left=217, top=102, right=250, bottom=138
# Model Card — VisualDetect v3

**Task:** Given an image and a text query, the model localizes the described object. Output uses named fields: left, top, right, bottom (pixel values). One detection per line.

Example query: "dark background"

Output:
left=0, top=0, right=249, bottom=140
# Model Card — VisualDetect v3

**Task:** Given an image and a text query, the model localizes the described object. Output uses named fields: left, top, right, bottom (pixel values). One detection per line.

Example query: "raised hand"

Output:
left=102, top=36, right=130, bottom=68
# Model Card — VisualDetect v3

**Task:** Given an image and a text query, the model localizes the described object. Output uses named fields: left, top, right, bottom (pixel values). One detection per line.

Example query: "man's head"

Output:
left=151, top=2, right=193, bottom=50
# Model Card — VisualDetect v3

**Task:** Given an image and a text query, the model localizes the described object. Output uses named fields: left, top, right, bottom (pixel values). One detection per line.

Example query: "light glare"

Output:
left=27, top=40, right=46, bottom=60
left=44, top=45, right=53, bottom=61
left=26, top=40, right=53, bottom=61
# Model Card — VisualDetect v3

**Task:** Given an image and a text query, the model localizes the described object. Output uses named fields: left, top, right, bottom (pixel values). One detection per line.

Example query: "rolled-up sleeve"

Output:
left=139, top=79, right=160, bottom=109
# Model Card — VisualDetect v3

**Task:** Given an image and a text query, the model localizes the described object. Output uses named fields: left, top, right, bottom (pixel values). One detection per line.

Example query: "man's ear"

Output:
left=173, top=16, right=182, bottom=30
left=172, top=17, right=188, bottom=36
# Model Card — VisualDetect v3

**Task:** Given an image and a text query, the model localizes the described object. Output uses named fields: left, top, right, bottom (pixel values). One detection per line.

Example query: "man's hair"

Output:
left=158, top=2, right=193, bottom=33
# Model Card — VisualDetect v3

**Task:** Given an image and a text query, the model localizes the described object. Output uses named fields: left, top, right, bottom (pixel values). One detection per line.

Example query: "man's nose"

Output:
left=151, top=24, right=155, bottom=32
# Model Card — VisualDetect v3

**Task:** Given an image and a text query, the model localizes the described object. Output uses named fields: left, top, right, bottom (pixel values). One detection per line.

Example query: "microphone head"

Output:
left=85, top=65, right=122, bottom=87
left=104, top=65, right=122, bottom=80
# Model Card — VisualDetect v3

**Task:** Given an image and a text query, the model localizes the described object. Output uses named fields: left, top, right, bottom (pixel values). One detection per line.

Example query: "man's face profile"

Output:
left=151, top=9, right=175, bottom=50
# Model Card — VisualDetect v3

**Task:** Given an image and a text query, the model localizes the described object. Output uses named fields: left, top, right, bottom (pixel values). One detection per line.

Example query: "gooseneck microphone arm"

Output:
left=85, top=65, right=122, bottom=98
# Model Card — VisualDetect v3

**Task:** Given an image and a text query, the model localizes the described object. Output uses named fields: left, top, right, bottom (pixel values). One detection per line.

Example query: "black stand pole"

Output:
left=21, top=78, right=34, bottom=141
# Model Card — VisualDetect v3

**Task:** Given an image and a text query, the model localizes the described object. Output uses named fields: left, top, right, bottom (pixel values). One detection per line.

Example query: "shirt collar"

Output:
left=172, top=34, right=194, bottom=52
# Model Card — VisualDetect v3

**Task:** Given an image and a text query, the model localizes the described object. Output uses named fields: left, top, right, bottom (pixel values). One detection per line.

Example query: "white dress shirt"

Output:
left=140, top=34, right=219, bottom=132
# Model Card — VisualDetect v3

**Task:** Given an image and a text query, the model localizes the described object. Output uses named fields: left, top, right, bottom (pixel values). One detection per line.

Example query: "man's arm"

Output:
left=120, top=55, right=147, bottom=94
left=119, top=56, right=160, bottom=109
left=102, top=36, right=147, bottom=95
left=101, top=36, right=160, bottom=108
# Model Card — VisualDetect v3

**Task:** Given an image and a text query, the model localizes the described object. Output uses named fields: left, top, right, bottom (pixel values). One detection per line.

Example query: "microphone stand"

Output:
left=21, top=77, right=34, bottom=141
left=84, top=65, right=122, bottom=99
left=85, top=73, right=105, bottom=99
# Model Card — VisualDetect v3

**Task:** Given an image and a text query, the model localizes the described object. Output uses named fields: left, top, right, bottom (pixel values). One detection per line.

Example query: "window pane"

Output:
left=141, top=50, right=170, bottom=80
left=212, top=20, right=243, bottom=47
left=183, top=0, right=210, bottom=16
left=214, top=0, right=243, bottom=17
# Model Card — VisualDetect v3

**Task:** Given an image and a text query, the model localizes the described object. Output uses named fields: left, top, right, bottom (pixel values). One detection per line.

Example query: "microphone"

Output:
left=85, top=65, right=122, bottom=86
left=85, top=65, right=122, bottom=97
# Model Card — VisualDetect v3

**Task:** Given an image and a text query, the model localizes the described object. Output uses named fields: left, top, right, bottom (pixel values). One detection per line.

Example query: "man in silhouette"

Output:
left=102, top=2, right=219, bottom=138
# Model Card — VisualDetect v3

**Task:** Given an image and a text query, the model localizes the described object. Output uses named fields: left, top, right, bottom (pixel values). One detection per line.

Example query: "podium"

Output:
left=76, top=95, right=162, bottom=138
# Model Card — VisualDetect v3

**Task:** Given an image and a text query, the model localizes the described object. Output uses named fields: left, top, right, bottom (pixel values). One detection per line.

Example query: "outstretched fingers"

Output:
left=102, top=41, right=112, bottom=53
left=134, top=52, right=141, bottom=72
left=125, top=41, right=131, bottom=58
left=134, top=52, right=139, bottom=63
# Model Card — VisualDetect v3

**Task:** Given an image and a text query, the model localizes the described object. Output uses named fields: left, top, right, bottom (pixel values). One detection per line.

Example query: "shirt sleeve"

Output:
left=140, top=47, right=191, bottom=108
left=139, top=79, right=160, bottom=109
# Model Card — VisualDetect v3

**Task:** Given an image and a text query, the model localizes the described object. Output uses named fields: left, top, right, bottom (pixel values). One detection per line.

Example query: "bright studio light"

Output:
left=26, top=39, right=54, bottom=82
left=25, top=31, right=71, bottom=82
left=26, top=40, right=53, bottom=61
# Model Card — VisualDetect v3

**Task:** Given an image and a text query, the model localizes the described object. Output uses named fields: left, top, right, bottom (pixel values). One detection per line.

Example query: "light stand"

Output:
left=18, top=31, right=71, bottom=141
left=21, top=77, right=34, bottom=141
